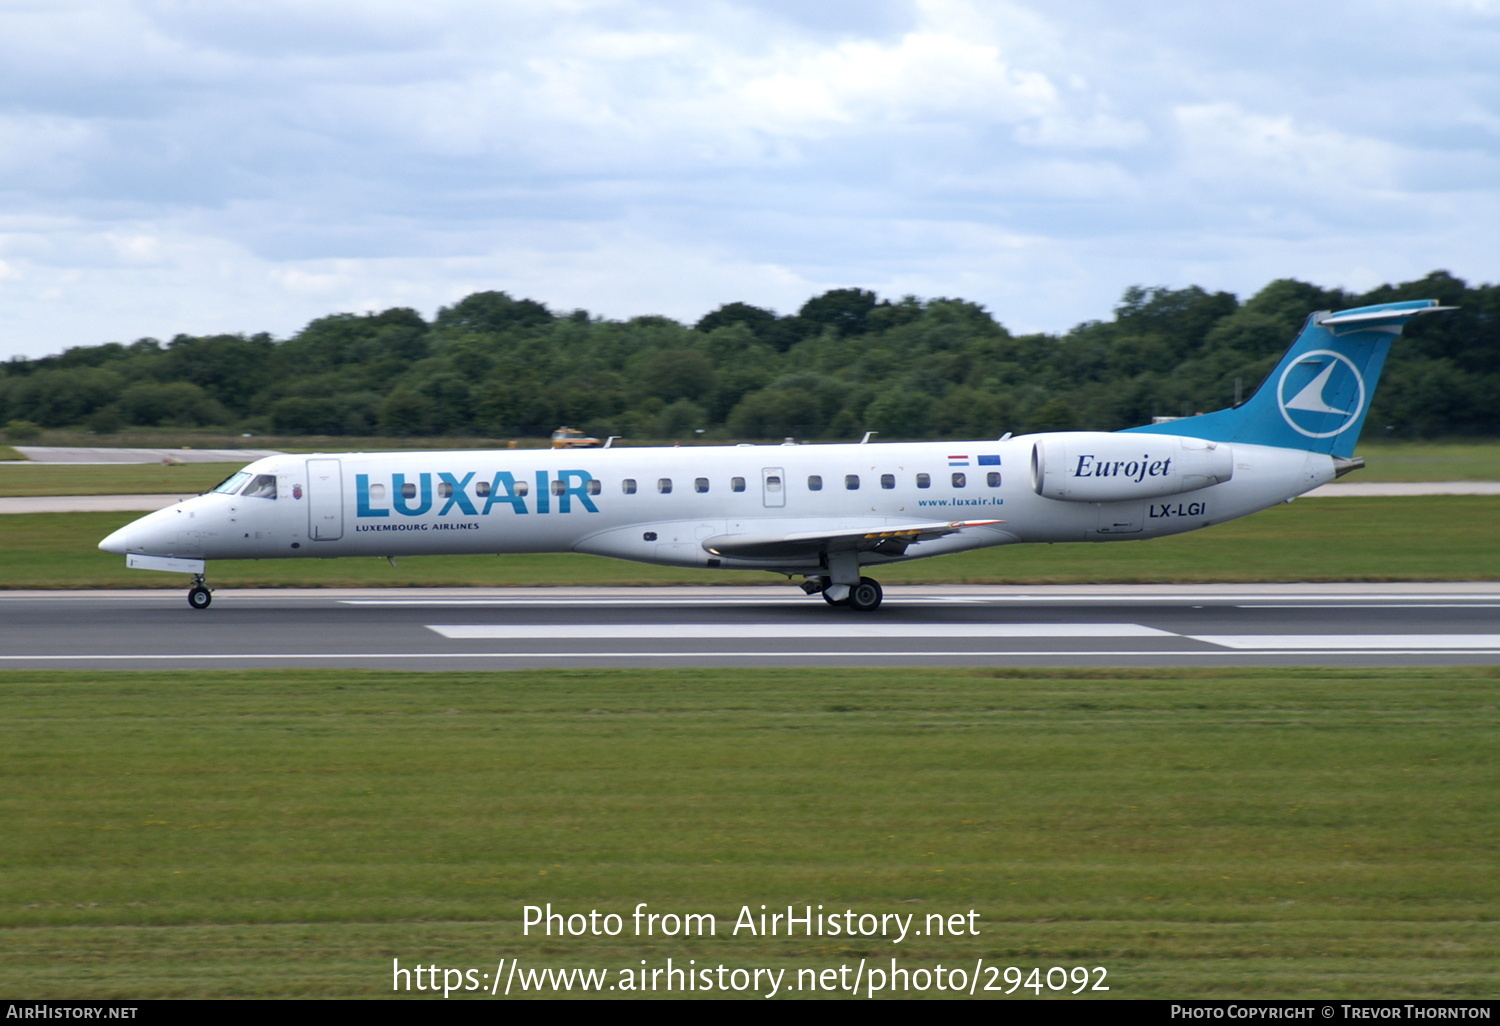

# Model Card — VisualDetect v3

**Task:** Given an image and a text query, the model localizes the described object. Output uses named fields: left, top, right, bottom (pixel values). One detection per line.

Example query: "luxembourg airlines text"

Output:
left=355, top=471, right=600, bottom=519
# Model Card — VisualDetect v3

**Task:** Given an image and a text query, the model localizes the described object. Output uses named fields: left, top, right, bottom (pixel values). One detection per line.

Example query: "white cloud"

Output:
left=1014, top=113, right=1148, bottom=151
left=1173, top=103, right=1398, bottom=195
left=733, top=31, right=1058, bottom=132
left=103, top=233, right=169, bottom=267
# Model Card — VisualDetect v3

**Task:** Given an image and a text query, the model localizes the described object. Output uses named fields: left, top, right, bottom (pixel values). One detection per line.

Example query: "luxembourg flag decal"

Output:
left=948, top=455, right=969, bottom=466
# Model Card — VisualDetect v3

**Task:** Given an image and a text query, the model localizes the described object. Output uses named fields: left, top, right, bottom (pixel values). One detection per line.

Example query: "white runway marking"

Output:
left=341, top=593, right=1500, bottom=608
left=426, top=623, right=1176, bottom=640
left=1195, top=634, right=1500, bottom=651
left=1234, top=603, right=1500, bottom=609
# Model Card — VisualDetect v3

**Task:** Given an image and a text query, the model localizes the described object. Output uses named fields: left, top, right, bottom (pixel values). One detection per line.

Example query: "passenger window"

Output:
left=587, top=479, right=601, bottom=496
left=766, top=476, right=781, bottom=491
left=987, top=472, right=1001, bottom=487
left=438, top=481, right=453, bottom=498
left=845, top=474, right=859, bottom=490
left=695, top=477, right=709, bottom=493
left=622, top=478, right=637, bottom=494
left=916, top=473, right=930, bottom=489
left=400, top=481, right=417, bottom=500
left=550, top=479, right=566, bottom=496
left=245, top=475, right=278, bottom=499
left=658, top=478, right=673, bottom=494
left=951, top=472, right=966, bottom=488
left=880, top=474, right=895, bottom=489
left=369, top=483, right=387, bottom=502
left=474, top=481, right=491, bottom=498
left=515, top=480, right=530, bottom=497
left=731, top=477, right=746, bottom=492
left=808, top=475, right=823, bottom=491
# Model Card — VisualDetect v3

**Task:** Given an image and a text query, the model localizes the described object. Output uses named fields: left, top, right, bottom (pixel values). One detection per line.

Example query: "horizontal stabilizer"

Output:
left=703, top=519, right=1002, bottom=560
left=1316, top=303, right=1457, bottom=332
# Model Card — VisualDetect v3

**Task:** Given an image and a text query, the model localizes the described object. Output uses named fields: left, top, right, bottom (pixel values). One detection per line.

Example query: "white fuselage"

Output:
left=99, top=436, right=1337, bottom=576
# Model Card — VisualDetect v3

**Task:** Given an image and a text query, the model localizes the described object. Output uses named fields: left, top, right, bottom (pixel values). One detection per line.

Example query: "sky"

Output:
left=1, top=0, right=1497, bottom=360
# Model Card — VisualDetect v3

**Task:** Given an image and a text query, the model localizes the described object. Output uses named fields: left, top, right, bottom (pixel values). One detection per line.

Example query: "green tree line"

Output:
left=3, top=271, right=1496, bottom=442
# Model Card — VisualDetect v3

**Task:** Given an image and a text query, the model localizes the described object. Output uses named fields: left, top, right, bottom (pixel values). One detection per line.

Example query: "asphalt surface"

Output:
left=4, top=584, right=1499, bottom=670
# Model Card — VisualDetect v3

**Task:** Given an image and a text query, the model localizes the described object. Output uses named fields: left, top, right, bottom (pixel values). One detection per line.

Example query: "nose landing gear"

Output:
left=188, top=574, right=213, bottom=610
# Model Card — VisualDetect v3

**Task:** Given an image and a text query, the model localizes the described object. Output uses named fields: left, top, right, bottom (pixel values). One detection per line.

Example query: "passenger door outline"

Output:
left=306, top=458, right=344, bottom=540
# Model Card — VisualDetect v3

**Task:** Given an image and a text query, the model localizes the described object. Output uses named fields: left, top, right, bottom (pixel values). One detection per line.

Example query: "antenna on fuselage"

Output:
left=860, top=431, right=878, bottom=444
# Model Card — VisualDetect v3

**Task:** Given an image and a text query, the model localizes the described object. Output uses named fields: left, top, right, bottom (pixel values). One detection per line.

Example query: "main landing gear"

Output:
left=803, top=575, right=884, bottom=612
left=847, top=577, right=883, bottom=612
left=188, top=574, right=212, bottom=611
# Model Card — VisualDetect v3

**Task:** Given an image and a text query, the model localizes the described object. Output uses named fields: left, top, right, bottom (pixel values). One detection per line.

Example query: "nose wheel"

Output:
left=188, top=575, right=212, bottom=610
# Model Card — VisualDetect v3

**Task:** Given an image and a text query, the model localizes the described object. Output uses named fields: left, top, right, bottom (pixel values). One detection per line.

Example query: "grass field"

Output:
left=1348, top=440, right=1500, bottom=481
left=1, top=667, right=1495, bottom=999
left=4, top=495, right=1495, bottom=589
left=0, top=462, right=240, bottom=497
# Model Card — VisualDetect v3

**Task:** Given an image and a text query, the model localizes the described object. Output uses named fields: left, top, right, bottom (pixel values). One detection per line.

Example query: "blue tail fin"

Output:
left=1122, top=299, right=1452, bottom=457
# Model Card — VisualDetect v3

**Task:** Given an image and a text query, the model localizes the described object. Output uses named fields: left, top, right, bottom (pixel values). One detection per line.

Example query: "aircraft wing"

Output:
left=701, top=519, right=1003, bottom=559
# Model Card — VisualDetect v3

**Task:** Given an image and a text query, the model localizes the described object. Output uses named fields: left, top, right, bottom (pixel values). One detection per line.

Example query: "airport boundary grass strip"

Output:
left=1339, top=440, right=1500, bottom=481
left=1, top=666, right=1496, bottom=999
left=0, top=462, right=240, bottom=497
left=5, top=495, right=1497, bottom=588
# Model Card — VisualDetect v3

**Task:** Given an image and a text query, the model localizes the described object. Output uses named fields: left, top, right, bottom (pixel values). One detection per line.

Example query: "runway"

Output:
left=3, top=584, right=1500, bottom=669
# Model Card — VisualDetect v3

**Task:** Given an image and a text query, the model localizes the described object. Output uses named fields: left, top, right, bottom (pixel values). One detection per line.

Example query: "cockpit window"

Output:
left=243, top=474, right=278, bottom=499
left=211, top=472, right=251, bottom=495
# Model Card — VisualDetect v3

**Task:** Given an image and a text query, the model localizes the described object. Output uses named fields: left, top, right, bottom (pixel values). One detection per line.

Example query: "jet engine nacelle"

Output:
left=1031, top=432, right=1233, bottom=502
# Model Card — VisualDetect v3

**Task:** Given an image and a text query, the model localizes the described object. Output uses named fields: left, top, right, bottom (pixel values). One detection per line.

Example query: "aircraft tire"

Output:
left=188, top=586, right=212, bottom=610
left=847, top=577, right=883, bottom=612
left=822, top=590, right=849, bottom=606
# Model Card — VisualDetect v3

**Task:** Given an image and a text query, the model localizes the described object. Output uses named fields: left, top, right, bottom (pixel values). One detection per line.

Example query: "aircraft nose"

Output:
left=99, top=508, right=177, bottom=555
left=99, top=520, right=145, bottom=554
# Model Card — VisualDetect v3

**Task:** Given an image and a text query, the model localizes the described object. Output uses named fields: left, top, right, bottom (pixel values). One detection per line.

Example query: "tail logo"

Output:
left=1277, top=349, right=1367, bottom=439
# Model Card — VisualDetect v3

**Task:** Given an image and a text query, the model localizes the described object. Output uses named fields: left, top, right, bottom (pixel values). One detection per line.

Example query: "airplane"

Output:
left=99, top=298, right=1451, bottom=611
